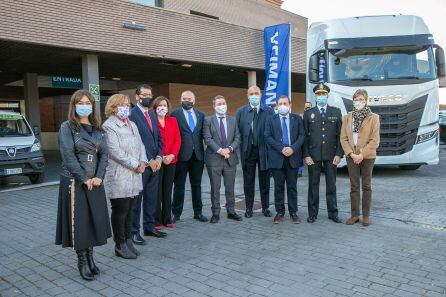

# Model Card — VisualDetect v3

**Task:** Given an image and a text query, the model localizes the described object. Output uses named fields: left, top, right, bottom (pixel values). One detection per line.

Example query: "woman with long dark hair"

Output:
left=55, top=90, right=111, bottom=281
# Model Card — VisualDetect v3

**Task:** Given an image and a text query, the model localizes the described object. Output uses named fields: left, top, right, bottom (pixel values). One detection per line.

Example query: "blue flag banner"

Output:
left=262, top=23, right=291, bottom=106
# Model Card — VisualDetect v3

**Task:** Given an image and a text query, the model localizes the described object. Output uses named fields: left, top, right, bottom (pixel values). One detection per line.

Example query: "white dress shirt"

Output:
left=215, top=114, right=234, bottom=153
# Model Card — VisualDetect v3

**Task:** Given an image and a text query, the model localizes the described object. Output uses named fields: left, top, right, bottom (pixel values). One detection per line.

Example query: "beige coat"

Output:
left=340, top=112, right=380, bottom=159
left=103, top=116, right=147, bottom=199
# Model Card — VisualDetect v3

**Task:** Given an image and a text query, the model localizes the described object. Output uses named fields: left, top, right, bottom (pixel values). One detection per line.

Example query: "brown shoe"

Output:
left=346, top=216, right=359, bottom=225
left=362, top=216, right=370, bottom=226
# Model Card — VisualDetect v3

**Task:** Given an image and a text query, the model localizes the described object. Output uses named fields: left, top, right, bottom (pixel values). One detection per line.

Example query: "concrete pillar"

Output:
left=23, top=73, right=40, bottom=137
left=82, top=54, right=101, bottom=112
left=247, top=71, right=257, bottom=88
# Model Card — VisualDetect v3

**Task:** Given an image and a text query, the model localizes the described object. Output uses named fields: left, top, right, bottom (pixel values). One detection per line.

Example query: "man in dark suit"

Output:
left=265, top=95, right=305, bottom=224
left=303, top=83, right=343, bottom=224
left=236, top=86, right=274, bottom=218
left=171, top=90, right=208, bottom=223
left=129, top=85, right=166, bottom=244
left=203, top=95, right=242, bottom=223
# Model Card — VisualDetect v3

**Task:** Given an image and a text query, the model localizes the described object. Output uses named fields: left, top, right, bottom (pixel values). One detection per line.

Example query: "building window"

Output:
left=130, top=0, right=163, bottom=8
left=190, top=10, right=219, bottom=20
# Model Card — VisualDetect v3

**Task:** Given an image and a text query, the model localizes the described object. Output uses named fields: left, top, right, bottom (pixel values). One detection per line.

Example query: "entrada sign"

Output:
left=52, top=76, right=82, bottom=89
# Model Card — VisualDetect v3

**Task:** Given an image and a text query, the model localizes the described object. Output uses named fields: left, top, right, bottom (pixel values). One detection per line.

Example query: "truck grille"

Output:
left=342, top=95, right=427, bottom=156
left=0, top=146, right=31, bottom=157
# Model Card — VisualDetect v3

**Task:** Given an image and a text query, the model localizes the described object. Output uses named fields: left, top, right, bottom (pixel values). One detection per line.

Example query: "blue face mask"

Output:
left=316, top=96, right=328, bottom=107
left=249, top=95, right=260, bottom=105
left=76, top=104, right=93, bottom=118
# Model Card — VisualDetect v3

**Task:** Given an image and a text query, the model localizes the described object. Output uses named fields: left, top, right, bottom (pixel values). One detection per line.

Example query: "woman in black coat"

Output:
left=55, top=90, right=111, bottom=281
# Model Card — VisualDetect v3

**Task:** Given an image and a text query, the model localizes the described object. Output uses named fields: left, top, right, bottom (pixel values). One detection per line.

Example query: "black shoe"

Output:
left=210, top=215, right=220, bottom=223
left=115, top=243, right=137, bottom=259
left=86, top=247, right=100, bottom=275
left=307, top=216, right=317, bottom=223
left=244, top=209, right=253, bottom=218
left=172, top=215, right=180, bottom=224
left=132, top=233, right=146, bottom=245
left=262, top=208, right=272, bottom=217
left=329, top=216, right=342, bottom=223
left=193, top=213, right=209, bottom=222
left=290, top=213, right=301, bottom=224
left=126, top=238, right=140, bottom=256
left=273, top=213, right=284, bottom=224
left=76, top=250, right=94, bottom=281
left=144, top=229, right=167, bottom=238
left=227, top=213, right=242, bottom=221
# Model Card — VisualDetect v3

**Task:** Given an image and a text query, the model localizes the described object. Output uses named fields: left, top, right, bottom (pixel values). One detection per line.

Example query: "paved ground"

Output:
left=1, top=146, right=446, bottom=297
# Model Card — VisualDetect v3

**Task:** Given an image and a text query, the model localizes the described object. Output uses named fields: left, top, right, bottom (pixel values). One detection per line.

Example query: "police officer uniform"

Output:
left=303, top=83, right=343, bottom=223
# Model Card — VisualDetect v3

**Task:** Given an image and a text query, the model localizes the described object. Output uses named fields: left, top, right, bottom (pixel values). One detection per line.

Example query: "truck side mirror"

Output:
left=33, top=125, right=40, bottom=136
left=308, top=53, right=320, bottom=83
left=435, top=46, right=446, bottom=78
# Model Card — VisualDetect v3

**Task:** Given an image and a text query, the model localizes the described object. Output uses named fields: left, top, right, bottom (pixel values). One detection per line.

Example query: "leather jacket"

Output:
left=58, top=121, right=108, bottom=183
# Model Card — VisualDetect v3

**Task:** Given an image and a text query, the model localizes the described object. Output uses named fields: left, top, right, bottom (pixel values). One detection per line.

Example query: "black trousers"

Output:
left=110, top=198, right=134, bottom=244
left=307, top=160, right=339, bottom=218
left=271, top=158, right=298, bottom=215
left=243, top=146, right=270, bottom=210
left=156, top=163, right=176, bottom=225
left=172, top=151, right=204, bottom=217
left=132, top=168, right=159, bottom=233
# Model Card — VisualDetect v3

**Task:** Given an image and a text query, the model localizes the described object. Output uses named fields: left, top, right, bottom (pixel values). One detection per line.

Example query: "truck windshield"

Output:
left=328, top=45, right=436, bottom=83
left=0, top=114, right=32, bottom=137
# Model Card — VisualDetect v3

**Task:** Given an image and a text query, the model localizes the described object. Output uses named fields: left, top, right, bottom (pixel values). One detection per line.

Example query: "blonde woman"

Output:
left=340, top=89, right=380, bottom=227
left=103, top=94, right=147, bottom=259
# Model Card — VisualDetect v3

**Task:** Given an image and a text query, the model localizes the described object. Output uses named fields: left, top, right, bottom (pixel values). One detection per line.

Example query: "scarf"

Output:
left=352, top=106, right=372, bottom=133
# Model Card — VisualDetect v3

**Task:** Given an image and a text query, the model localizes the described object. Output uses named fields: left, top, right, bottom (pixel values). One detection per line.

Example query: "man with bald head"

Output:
left=236, top=85, right=274, bottom=218
left=171, top=90, right=208, bottom=223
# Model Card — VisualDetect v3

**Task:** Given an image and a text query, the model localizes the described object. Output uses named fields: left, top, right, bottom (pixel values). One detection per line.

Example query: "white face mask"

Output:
left=215, top=104, right=227, bottom=115
left=353, top=101, right=366, bottom=110
left=278, top=104, right=290, bottom=115
left=156, top=106, right=168, bottom=117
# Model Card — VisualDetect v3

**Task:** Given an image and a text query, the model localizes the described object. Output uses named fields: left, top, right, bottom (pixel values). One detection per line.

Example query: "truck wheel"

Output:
left=398, top=165, right=421, bottom=171
left=29, top=173, right=44, bottom=184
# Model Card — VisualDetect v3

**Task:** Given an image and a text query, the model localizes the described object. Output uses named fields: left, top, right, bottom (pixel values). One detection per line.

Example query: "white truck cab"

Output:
left=0, top=110, right=45, bottom=183
left=306, top=15, right=446, bottom=170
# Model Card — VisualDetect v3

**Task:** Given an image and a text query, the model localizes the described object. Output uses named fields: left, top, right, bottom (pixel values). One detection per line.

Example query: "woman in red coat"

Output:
left=153, top=96, right=182, bottom=229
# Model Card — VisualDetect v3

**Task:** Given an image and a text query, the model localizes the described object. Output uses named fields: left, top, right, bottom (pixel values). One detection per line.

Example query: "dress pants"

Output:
left=307, top=160, right=339, bottom=218
left=172, top=151, right=204, bottom=217
left=110, top=198, right=134, bottom=244
left=243, top=146, right=270, bottom=210
left=346, top=157, right=375, bottom=217
left=207, top=161, right=236, bottom=216
left=155, top=163, right=176, bottom=226
left=132, top=168, right=159, bottom=234
left=271, top=157, right=298, bottom=215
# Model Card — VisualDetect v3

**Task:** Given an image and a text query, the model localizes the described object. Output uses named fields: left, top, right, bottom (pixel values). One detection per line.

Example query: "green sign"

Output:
left=89, top=84, right=100, bottom=102
left=52, top=76, right=82, bottom=89
left=0, top=114, right=23, bottom=120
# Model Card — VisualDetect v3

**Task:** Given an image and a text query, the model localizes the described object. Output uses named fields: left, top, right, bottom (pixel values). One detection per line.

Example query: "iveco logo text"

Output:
left=368, top=95, right=404, bottom=103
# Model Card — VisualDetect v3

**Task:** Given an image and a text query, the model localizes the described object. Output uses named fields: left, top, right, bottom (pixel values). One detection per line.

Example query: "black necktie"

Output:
left=252, top=108, right=259, bottom=146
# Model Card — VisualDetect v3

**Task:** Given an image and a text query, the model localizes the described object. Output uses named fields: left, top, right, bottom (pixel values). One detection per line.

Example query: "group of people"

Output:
left=55, top=83, right=380, bottom=281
